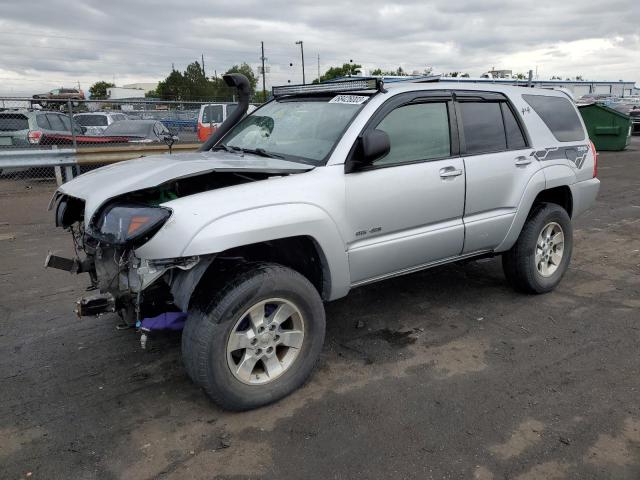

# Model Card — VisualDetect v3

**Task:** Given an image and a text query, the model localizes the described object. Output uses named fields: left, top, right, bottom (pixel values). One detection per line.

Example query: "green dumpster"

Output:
left=578, top=103, right=632, bottom=151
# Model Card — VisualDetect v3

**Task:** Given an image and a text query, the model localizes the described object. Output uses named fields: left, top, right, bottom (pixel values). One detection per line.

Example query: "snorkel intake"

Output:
left=199, top=73, right=251, bottom=152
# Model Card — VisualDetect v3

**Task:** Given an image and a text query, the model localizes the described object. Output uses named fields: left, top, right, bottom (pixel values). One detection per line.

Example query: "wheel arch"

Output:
left=495, top=169, right=574, bottom=252
left=171, top=233, right=345, bottom=312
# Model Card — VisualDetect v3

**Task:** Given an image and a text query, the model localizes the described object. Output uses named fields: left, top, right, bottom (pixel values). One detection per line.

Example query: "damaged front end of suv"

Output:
left=45, top=72, right=272, bottom=328
left=48, top=187, right=203, bottom=326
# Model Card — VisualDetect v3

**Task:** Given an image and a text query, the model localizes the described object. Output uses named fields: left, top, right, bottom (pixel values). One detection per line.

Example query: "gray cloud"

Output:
left=0, top=0, right=638, bottom=95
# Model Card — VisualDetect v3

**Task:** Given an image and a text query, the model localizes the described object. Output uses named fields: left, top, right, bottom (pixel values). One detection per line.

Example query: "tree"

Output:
left=89, top=81, right=115, bottom=99
left=370, top=66, right=416, bottom=77
left=183, top=61, right=210, bottom=99
left=156, top=68, right=187, bottom=100
left=152, top=61, right=261, bottom=101
left=313, top=63, right=363, bottom=83
left=225, top=63, right=258, bottom=94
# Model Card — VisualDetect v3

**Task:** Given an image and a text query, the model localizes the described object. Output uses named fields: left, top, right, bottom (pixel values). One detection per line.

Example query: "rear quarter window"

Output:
left=522, top=94, right=585, bottom=142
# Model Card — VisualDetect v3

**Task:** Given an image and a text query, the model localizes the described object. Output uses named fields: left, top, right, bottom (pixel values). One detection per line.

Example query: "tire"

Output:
left=502, top=202, right=573, bottom=294
left=182, top=262, right=325, bottom=411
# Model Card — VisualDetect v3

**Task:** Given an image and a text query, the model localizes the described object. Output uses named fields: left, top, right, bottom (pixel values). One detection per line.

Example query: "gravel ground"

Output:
left=1, top=138, right=639, bottom=480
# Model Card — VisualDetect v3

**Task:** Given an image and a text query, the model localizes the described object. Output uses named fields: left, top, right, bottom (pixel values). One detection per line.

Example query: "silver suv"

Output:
left=47, top=75, right=600, bottom=410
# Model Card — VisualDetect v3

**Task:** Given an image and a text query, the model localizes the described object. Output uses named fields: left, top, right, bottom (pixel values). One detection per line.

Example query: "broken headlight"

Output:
left=92, top=204, right=171, bottom=245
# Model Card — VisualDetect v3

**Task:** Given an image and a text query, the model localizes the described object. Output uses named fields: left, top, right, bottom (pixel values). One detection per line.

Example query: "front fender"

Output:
left=136, top=203, right=350, bottom=300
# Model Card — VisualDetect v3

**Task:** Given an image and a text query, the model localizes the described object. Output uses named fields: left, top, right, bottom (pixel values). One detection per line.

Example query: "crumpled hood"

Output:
left=54, top=151, right=314, bottom=220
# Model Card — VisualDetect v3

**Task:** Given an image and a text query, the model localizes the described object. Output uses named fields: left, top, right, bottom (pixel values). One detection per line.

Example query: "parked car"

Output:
left=0, top=109, right=132, bottom=149
left=197, top=103, right=256, bottom=142
left=102, top=119, right=178, bottom=144
left=32, top=88, right=85, bottom=107
left=74, top=112, right=128, bottom=136
left=48, top=75, right=599, bottom=411
left=0, top=109, right=83, bottom=147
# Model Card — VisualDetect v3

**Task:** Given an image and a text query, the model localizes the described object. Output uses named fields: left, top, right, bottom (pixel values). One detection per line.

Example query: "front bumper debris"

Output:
left=75, top=292, right=116, bottom=318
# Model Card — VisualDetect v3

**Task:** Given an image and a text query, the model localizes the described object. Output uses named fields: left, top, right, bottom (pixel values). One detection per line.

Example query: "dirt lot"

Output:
left=1, top=139, right=639, bottom=480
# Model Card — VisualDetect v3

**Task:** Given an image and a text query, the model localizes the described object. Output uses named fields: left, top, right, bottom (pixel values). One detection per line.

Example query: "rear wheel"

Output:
left=502, top=203, right=573, bottom=293
left=182, top=263, right=325, bottom=411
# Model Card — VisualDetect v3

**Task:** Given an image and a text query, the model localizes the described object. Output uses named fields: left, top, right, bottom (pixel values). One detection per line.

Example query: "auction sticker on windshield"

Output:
left=329, top=95, right=369, bottom=104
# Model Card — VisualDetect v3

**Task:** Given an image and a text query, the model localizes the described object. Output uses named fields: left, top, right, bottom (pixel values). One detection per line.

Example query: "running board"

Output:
left=350, top=250, right=493, bottom=288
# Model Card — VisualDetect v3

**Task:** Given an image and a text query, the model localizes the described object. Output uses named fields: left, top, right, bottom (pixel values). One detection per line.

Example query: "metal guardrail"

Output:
left=0, top=143, right=201, bottom=185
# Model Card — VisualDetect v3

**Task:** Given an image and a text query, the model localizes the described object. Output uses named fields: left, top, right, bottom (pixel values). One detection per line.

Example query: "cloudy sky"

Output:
left=0, top=0, right=638, bottom=96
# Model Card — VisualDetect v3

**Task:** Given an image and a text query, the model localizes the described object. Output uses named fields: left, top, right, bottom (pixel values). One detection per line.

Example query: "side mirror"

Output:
left=345, top=129, right=390, bottom=173
left=162, top=133, right=178, bottom=147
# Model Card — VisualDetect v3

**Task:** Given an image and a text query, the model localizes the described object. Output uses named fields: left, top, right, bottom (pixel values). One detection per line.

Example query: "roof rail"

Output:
left=382, top=74, right=442, bottom=84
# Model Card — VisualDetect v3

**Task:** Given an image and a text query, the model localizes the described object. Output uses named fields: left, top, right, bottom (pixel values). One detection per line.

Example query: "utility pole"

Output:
left=317, top=53, right=320, bottom=83
left=201, top=54, right=205, bottom=76
left=295, top=40, right=305, bottom=84
left=261, top=41, right=267, bottom=98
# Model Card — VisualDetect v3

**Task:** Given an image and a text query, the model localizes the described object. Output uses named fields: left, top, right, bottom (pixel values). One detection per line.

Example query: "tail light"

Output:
left=589, top=140, right=598, bottom=178
left=28, top=130, right=43, bottom=144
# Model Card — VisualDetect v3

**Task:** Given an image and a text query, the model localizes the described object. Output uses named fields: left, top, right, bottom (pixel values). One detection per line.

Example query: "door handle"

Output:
left=439, top=167, right=463, bottom=178
left=515, top=156, right=532, bottom=166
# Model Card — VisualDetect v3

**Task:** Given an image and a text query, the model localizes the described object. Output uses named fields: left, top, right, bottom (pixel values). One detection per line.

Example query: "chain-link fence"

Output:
left=0, top=97, right=261, bottom=190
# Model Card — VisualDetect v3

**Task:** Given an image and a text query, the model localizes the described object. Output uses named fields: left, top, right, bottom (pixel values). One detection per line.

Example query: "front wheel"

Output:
left=182, top=263, right=325, bottom=411
left=502, top=203, right=573, bottom=293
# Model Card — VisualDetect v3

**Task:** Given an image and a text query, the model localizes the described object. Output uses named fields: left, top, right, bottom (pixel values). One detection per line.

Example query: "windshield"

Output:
left=75, top=115, right=108, bottom=127
left=220, top=98, right=365, bottom=165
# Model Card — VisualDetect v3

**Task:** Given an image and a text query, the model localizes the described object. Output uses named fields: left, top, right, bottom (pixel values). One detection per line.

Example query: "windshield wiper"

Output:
left=213, top=144, right=284, bottom=159
left=239, top=148, right=285, bottom=159
left=212, top=144, right=238, bottom=153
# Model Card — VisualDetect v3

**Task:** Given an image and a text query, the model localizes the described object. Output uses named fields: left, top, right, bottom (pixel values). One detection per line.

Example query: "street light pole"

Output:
left=295, top=40, right=305, bottom=84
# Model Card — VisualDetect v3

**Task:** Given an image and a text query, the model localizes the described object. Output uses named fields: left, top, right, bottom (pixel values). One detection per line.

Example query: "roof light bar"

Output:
left=272, top=78, right=382, bottom=98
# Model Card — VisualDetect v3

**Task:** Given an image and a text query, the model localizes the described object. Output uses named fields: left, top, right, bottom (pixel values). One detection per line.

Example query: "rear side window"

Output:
left=459, top=102, right=506, bottom=154
left=37, top=115, right=51, bottom=129
left=0, top=114, right=29, bottom=131
left=522, top=94, right=585, bottom=142
left=46, top=114, right=65, bottom=131
left=59, top=115, right=71, bottom=130
left=374, top=102, right=451, bottom=166
left=501, top=104, right=527, bottom=149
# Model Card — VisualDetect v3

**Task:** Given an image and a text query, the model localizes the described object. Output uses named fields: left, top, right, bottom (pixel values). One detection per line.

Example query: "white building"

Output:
left=122, top=83, right=159, bottom=94
left=106, top=87, right=146, bottom=99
